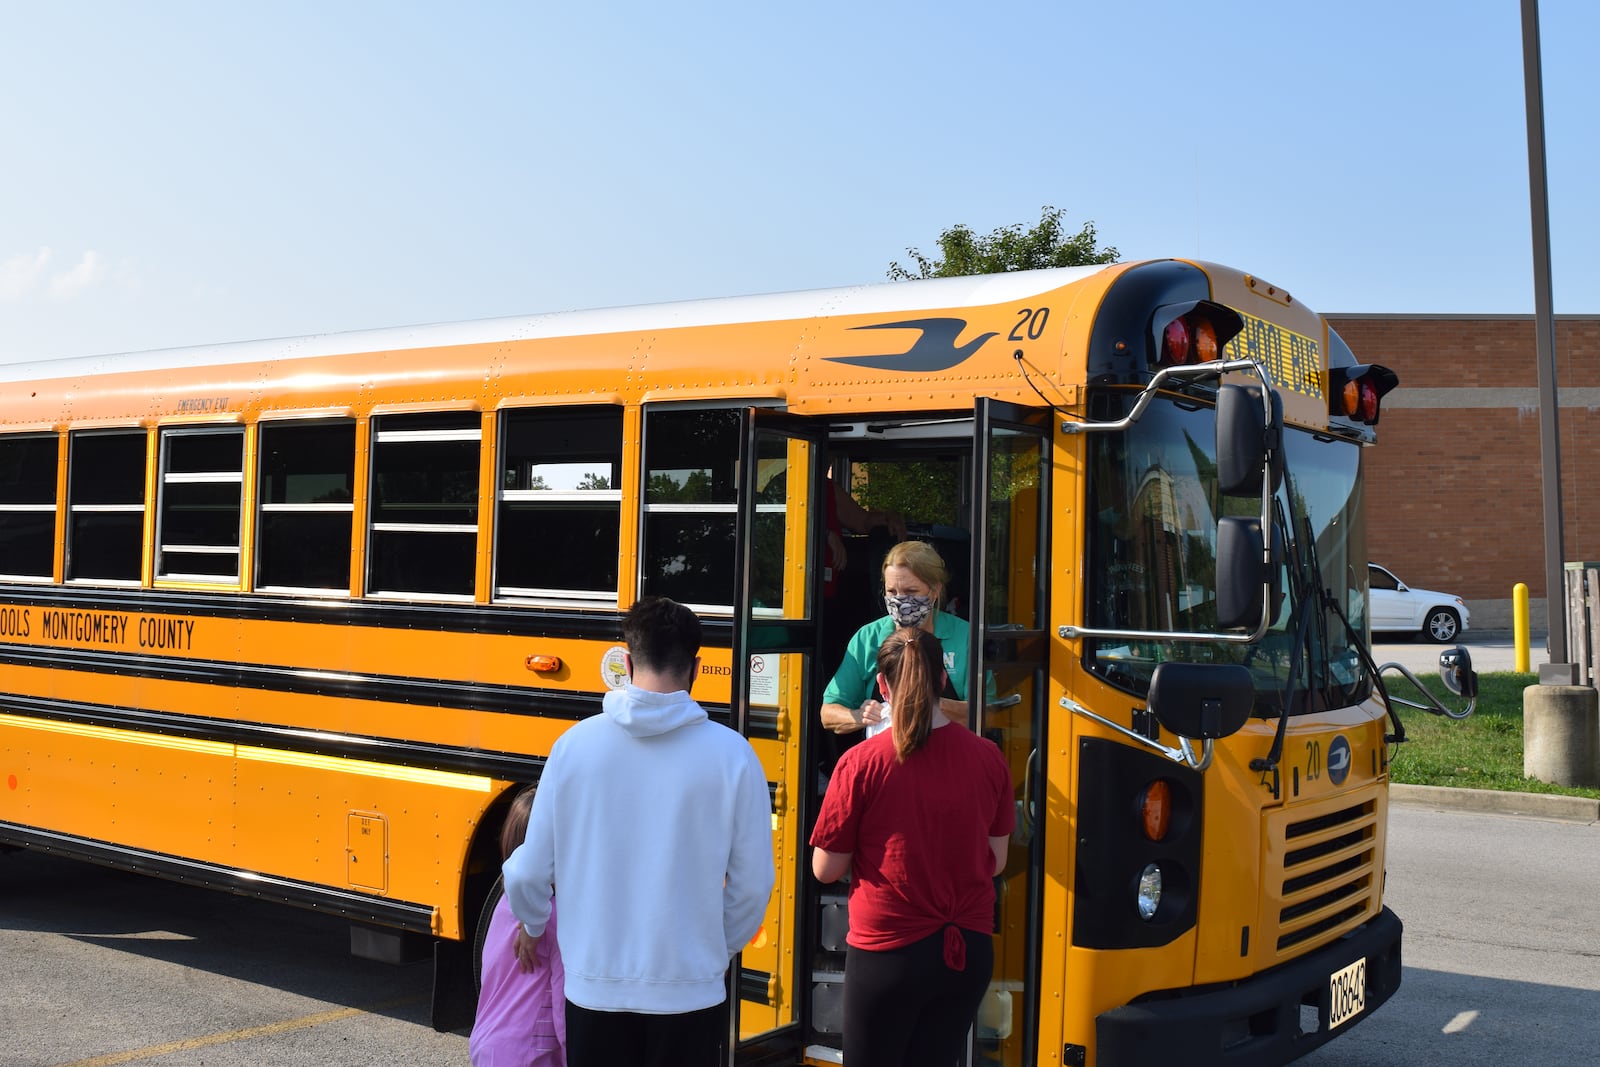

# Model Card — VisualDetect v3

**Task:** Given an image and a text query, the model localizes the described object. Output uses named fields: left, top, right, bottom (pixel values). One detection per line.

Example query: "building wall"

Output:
left=1326, top=314, right=1600, bottom=629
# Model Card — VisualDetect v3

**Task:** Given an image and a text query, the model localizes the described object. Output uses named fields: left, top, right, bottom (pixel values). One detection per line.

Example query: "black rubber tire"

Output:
left=1423, top=607, right=1461, bottom=644
left=471, top=873, right=505, bottom=992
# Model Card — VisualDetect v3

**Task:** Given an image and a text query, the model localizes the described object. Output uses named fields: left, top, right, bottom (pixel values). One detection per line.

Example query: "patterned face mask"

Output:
left=885, top=593, right=934, bottom=628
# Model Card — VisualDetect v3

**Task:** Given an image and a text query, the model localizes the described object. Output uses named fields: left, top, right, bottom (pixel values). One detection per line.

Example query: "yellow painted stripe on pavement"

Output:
left=49, top=997, right=424, bottom=1066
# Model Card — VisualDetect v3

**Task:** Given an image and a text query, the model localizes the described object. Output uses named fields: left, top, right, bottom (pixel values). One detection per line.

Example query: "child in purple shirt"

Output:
left=470, top=786, right=566, bottom=1066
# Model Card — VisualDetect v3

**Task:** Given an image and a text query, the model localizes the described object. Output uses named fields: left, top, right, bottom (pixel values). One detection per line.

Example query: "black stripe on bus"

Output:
left=0, top=692, right=550, bottom=781
left=739, top=967, right=774, bottom=1006
left=0, top=821, right=439, bottom=934
left=0, top=685, right=779, bottom=784
left=0, top=584, right=732, bottom=644
left=0, top=643, right=781, bottom=742
left=0, top=642, right=601, bottom=719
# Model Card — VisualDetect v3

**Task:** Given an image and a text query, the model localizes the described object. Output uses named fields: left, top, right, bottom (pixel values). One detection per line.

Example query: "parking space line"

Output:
left=49, top=997, right=426, bottom=1067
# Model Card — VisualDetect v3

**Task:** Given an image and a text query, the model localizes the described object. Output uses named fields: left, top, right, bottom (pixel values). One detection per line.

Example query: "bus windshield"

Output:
left=1084, top=394, right=1372, bottom=715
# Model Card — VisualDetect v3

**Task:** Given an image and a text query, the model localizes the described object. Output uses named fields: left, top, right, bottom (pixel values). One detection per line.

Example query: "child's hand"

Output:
left=514, top=926, right=541, bottom=973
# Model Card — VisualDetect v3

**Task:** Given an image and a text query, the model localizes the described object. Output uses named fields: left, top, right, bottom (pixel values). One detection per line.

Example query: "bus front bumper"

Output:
left=1095, top=906, right=1402, bottom=1067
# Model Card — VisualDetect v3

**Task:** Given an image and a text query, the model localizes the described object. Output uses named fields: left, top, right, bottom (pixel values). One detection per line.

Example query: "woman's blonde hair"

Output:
left=875, top=626, right=944, bottom=762
left=880, top=540, right=948, bottom=606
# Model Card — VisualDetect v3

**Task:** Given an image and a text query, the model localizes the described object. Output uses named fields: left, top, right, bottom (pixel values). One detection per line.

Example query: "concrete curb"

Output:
left=1390, top=783, right=1600, bottom=823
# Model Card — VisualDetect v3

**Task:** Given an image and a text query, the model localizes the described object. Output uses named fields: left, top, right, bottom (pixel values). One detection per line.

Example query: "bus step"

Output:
left=819, top=893, right=849, bottom=952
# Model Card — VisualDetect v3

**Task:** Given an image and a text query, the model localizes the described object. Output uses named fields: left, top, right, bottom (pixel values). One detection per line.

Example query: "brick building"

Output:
left=1326, top=313, right=1600, bottom=633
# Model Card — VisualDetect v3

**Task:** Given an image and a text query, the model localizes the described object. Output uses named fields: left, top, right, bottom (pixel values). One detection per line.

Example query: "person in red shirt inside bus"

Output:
left=822, top=472, right=906, bottom=601
left=809, top=626, right=1014, bottom=1067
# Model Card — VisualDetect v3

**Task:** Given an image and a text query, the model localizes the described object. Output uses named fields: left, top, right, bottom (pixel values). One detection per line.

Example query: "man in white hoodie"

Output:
left=503, top=596, right=775, bottom=1067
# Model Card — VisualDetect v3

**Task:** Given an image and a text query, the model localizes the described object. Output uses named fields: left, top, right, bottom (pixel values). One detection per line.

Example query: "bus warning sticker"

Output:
left=600, top=645, right=629, bottom=690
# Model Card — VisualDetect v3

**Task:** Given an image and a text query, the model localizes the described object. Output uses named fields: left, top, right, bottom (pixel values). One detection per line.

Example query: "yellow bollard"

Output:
left=1514, top=582, right=1530, bottom=673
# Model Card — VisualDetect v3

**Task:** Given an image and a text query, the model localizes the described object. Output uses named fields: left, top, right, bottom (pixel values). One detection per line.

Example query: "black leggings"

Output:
left=842, top=927, right=994, bottom=1067
left=564, top=999, right=723, bottom=1067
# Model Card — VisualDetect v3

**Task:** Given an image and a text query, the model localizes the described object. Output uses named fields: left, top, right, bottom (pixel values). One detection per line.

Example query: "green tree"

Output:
left=887, top=204, right=1117, bottom=280
left=860, top=207, right=1118, bottom=532
left=852, top=459, right=961, bottom=528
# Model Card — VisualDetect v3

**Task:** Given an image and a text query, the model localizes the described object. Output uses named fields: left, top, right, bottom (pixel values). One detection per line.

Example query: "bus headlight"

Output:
left=1137, top=863, right=1163, bottom=921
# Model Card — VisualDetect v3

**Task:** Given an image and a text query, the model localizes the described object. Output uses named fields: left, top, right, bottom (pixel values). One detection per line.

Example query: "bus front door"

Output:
left=728, top=408, right=827, bottom=1065
left=970, top=397, right=1051, bottom=1067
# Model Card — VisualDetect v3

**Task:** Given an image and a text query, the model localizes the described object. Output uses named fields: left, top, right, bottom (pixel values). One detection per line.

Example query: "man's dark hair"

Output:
left=622, top=596, right=702, bottom=680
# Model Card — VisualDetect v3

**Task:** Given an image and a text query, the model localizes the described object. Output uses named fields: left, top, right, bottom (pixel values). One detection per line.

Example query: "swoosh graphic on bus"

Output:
left=823, top=317, right=998, bottom=371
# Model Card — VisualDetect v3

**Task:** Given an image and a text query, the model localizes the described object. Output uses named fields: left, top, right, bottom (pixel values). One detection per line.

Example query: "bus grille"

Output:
left=1266, top=794, right=1379, bottom=958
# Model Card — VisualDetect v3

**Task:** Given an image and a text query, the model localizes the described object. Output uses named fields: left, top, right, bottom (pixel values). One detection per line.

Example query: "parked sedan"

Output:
left=1368, top=563, right=1470, bottom=643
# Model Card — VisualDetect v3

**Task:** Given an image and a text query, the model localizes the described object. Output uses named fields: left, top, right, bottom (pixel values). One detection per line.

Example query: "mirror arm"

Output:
left=1058, top=358, right=1277, bottom=643
left=1059, top=359, right=1260, bottom=436
left=1376, top=662, right=1478, bottom=720
left=1058, top=620, right=1266, bottom=644
left=1060, top=696, right=1215, bottom=771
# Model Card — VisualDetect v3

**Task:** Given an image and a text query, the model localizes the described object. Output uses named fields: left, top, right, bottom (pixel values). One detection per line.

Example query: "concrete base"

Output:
left=1523, top=684, right=1600, bottom=788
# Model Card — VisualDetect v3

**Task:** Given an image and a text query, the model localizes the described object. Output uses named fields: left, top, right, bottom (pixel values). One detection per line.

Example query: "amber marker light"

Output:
left=525, top=655, right=562, bottom=673
left=1193, top=317, right=1219, bottom=362
left=1139, top=779, right=1173, bottom=842
left=1339, top=378, right=1362, bottom=418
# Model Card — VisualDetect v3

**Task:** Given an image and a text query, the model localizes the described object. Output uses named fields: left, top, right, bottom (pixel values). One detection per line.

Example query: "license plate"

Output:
left=1328, top=957, right=1366, bottom=1030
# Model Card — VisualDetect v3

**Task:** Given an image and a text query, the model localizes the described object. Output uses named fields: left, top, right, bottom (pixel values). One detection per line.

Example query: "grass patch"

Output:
left=1382, top=669, right=1600, bottom=799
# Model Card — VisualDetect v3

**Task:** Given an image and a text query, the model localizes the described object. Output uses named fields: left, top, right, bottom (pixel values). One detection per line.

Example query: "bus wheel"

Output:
left=472, top=873, right=505, bottom=992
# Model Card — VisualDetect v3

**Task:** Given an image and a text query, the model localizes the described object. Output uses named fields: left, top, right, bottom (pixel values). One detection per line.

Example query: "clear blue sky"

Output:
left=2, top=1, right=1594, bottom=362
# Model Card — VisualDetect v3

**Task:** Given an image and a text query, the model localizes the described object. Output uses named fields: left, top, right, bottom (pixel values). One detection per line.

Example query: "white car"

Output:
left=1368, top=563, right=1470, bottom=643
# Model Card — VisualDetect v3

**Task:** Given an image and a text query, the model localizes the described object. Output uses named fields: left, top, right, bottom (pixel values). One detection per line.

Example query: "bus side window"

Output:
left=639, top=407, right=741, bottom=610
left=257, top=420, right=356, bottom=593
left=495, top=405, right=623, bottom=604
left=157, top=426, right=245, bottom=584
left=68, top=430, right=147, bottom=585
left=367, top=412, right=481, bottom=599
left=0, top=432, right=60, bottom=583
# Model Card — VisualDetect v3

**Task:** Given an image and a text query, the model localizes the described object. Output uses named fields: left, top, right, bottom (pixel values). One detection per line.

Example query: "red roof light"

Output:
left=1162, top=318, right=1192, bottom=365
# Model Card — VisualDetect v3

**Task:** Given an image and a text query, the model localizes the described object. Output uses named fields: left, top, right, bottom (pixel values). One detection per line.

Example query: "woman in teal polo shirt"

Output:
left=819, top=539, right=992, bottom=735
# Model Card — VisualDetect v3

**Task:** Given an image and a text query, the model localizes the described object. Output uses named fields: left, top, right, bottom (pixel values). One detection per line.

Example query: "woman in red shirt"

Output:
left=809, top=626, right=1014, bottom=1066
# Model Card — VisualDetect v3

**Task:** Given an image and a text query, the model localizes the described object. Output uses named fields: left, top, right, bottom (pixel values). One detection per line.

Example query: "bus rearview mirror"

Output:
left=1215, top=516, right=1283, bottom=631
left=1216, top=384, right=1283, bottom=498
left=1147, top=662, right=1253, bottom=740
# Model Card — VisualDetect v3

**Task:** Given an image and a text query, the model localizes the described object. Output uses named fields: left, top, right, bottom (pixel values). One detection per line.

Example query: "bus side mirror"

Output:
left=1440, top=646, right=1478, bottom=699
left=1215, top=516, right=1283, bottom=631
left=1147, top=662, right=1253, bottom=740
left=1216, top=384, right=1283, bottom=498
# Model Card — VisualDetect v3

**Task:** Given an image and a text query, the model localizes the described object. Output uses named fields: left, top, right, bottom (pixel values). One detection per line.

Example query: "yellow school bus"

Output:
left=0, top=258, right=1404, bottom=1065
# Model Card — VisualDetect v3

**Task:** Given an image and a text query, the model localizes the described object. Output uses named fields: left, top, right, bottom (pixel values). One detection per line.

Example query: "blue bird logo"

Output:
left=823, top=317, right=997, bottom=372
